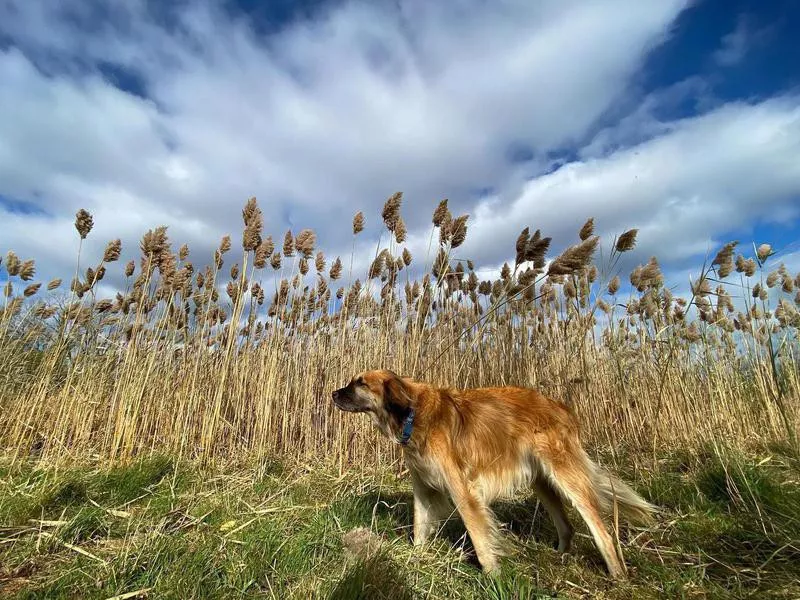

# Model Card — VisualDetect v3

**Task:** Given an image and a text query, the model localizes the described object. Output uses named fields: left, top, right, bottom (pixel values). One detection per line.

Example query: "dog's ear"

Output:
left=383, top=373, right=413, bottom=424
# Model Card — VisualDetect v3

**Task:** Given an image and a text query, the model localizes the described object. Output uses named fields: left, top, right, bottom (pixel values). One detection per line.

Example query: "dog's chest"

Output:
left=404, top=451, right=448, bottom=492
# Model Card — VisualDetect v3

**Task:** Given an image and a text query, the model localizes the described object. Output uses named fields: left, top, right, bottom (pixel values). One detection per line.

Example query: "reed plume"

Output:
left=382, top=192, right=402, bottom=232
left=103, top=239, right=122, bottom=262
left=5, top=251, right=20, bottom=276
left=329, top=257, right=342, bottom=280
left=243, top=227, right=261, bottom=253
left=579, top=218, right=594, bottom=241
left=608, top=275, right=620, bottom=295
left=450, top=215, right=469, bottom=249
left=95, top=299, right=114, bottom=313
left=500, top=263, right=511, bottom=281
left=295, top=229, right=316, bottom=259
left=395, top=218, right=407, bottom=244
left=432, top=199, right=450, bottom=227
left=368, top=250, right=388, bottom=279
left=242, top=197, right=264, bottom=251
left=353, top=212, right=365, bottom=235
left=766, top=271, right=779, bottom=288
left=525, top=229, right=551, bottom=269
left=402, top=248, right=412, bottom=267
left=515, top=228, right=530, bottom=266
left=615, top=229, right=638, bottom=253
left=19, top=260, right=35, bottom=281
left=74, top=209, right=94, bottom=239
left=254, top=240, right=270, bottom=269
left=548, top=236, right=599, bottom=276
left=712, top=241, right=738, bottom=278
left=283, top=231, right=295, bottom=257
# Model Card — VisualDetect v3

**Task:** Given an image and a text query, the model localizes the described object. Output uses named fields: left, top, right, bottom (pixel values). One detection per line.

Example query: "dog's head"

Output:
left=332, top=369, right=413, bottom=425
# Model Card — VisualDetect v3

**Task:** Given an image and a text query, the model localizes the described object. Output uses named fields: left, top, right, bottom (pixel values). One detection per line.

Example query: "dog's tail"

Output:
left=582, top=451, right=657, bottom=526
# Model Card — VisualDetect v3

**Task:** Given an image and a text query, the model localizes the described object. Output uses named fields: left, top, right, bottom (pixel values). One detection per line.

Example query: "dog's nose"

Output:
left=332, top=389, right=339, bottom=401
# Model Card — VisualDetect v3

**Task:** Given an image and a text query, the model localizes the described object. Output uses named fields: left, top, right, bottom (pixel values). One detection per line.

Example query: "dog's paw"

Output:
left=608, top=566, right=628, bottom=583
left=480, top=560, right=501, bottom=576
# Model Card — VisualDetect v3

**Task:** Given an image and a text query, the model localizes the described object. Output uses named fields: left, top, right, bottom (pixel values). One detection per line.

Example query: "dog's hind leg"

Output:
left=533, top=475, right=574, bottom=553
left=541, top=458, right=626, bottom=579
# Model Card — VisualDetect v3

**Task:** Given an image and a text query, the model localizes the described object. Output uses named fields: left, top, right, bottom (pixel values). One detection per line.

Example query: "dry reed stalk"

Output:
left=0, top=195, right=797, bottom=469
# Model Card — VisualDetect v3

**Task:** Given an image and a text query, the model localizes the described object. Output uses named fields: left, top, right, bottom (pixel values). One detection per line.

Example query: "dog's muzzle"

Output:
left=331, top=388, right=347, bottom=409
left=331, top=388, right=363, bottom=412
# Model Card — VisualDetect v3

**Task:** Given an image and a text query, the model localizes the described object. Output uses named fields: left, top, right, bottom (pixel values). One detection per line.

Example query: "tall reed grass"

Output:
left=1, top=195, right=798, bottom=467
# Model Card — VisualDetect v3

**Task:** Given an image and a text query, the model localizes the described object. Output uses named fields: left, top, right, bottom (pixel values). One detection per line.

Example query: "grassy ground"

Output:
left=2, top=445, right=799, bottom=599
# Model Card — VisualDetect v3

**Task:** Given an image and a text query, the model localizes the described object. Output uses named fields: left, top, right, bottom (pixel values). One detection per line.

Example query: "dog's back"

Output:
left=426, top=384, right=580, bottom=457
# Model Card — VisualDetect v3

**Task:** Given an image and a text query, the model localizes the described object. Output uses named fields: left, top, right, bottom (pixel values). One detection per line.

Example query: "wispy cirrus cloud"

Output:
left=713, top=13, right=775, bottom=67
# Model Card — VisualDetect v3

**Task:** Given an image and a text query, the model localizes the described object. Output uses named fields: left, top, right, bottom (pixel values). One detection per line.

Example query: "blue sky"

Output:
left=1, top=0, right=799, bottom=294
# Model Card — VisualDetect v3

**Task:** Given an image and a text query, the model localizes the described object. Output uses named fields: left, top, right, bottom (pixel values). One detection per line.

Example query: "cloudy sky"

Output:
left=1, top=0, right=799, bottom=293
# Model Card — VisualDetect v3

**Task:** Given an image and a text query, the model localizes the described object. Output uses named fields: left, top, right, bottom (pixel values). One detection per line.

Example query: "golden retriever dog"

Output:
left=332, top=369, right=656, bottom=579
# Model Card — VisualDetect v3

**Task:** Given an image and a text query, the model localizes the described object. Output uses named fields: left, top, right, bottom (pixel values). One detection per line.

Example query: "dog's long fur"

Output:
left=332, top=370, right=656, bottom=578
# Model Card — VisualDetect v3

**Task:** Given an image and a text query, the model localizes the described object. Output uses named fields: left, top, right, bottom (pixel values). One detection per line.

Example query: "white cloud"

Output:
left=713, top=14, right=774, bottom=67
left=462, top=96, right=800, bottom=272
left=1, top=0, right=797, bottom=303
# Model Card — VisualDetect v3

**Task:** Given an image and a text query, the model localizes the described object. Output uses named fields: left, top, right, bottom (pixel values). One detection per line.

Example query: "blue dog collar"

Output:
left=399, top=408, right=415, bottom=445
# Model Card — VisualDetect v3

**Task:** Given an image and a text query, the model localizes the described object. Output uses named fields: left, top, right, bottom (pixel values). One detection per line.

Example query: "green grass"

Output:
left=1, top=448, right=799, bottom=599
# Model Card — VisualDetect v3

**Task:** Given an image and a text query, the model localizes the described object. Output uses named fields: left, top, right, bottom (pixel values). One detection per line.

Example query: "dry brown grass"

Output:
left=0, top=196, right=798, bottom=469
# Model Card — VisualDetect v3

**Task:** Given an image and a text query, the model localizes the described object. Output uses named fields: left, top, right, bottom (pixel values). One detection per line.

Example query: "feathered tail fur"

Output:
left=583, top=452, right=657, bottom=525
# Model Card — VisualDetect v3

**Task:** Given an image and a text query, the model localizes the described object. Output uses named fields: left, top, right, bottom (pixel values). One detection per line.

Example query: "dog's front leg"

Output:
left=411, top=473, right=449, bottom=546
